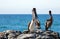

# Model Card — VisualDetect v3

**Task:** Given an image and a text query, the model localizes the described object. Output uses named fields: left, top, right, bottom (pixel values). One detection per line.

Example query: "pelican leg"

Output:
left=46, top=27, right=48, bottom=31
left=50, top=27, right=51, bottom=31
left=45, top=25, right=48, bottom=31
left=45, top=26, right=48, bottom=31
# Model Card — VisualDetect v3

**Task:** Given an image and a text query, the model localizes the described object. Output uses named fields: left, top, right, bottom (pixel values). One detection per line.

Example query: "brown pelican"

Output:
left=28, top=8, right=40, bottom=32
left=45, top=10, right=53, bottom=31
left=32, top=8, right=40, bottom=29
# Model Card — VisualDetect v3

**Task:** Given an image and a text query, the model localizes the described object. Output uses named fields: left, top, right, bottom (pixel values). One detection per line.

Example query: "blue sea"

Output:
left=0, top=14, right=60, bottom=33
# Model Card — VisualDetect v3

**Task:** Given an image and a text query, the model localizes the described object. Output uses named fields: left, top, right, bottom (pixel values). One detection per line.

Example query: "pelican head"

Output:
left=32, top=8, right=38, bottom=19
left=49, top=10, right=52, bottom=15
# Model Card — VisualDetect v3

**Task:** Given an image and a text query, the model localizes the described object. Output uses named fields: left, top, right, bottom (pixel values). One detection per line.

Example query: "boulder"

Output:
left=15, top=30, right=22, bottom=36
left=23, top=30, right=29, bottom=34
left=36, top=35, right=42, bottom=39
left=4, top=30, right=22, bottom=36
left=51, top=32, right=59, bottom=39
left=3, top=30, right=15, bottom=34
left=0, top=32, right=7, bottom=39
left=17, top=34, right=36, bottom=39
left=41, top=35, right=55, bottom=39
left=8, top=33, right=16, bottom=39
left=35, top=29, right=43, bottom=34
left=3, top=30, right=22, bottom=39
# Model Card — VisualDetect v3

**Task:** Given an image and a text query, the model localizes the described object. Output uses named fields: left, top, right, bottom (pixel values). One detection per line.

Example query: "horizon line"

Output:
left=0, top=13, right=60, bottom=15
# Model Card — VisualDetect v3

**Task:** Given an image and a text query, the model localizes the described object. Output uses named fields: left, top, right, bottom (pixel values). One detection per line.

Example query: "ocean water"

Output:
left=0, top=14, right=60, bottom=33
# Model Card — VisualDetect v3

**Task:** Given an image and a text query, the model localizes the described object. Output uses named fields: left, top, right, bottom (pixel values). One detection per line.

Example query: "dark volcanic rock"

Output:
left=0, top=30, right=59, bottom=39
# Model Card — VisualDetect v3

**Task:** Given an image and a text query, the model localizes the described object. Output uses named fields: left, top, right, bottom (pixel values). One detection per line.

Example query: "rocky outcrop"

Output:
left=0, top=30, right=59, bottom=39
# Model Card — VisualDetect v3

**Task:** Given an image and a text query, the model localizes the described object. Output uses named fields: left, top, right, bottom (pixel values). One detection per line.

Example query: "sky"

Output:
left=0, top=0, right=60, bottom=14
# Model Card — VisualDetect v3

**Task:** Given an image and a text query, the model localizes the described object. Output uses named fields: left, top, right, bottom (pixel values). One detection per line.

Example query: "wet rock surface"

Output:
left=0, top=30, right=60, bottom=39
